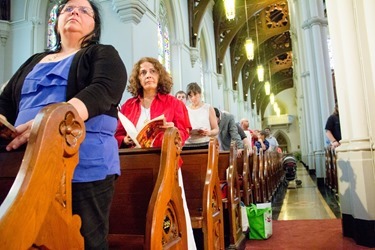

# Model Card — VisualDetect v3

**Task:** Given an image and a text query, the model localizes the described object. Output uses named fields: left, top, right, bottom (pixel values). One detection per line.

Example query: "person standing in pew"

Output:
left=0, top=1, right=128, bottom=248
left=236, top=122, right=253, bottom=156
left=115, top=57, right=197, bottom=250
left=213, top=107, right=244, bottom=157
left=264, top=127, right=279, bottom=151
left=325, top=104, right=341, bottom=149
left=175, top=90, right=187, bottom=105
left=184, top=82, right=219, bottom=149
left=255, top=130, right=270, bottom=154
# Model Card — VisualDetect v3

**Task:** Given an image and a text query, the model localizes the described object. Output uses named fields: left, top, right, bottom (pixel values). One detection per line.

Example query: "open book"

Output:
left=118, top=112, right=166, bottom=148
left=0, top=116, right=17, bottom=141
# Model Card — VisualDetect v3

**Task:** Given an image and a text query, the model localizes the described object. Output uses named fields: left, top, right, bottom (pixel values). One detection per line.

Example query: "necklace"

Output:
left=48, top=53, right=60, bottom=61
left=47, top=49, right=80, bottom=62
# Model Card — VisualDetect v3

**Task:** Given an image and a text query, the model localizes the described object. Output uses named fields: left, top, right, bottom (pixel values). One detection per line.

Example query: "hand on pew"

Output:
left=5, top=119, right=33, bottom=151
left=122, top=134, right=136, bottom=147
left=237, top=148, right=244, bottom=158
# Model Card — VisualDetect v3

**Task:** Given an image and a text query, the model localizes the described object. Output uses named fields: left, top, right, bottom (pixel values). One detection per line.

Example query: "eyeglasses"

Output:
left=60, top=5, right=94, bottom=18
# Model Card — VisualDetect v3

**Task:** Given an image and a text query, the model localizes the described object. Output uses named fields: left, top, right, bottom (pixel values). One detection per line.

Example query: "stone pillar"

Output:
left=295, top=0, right=333, bottom=181
left=0, top=20, right=9, bottom=84
left=326, top=0, right=375, bottom=247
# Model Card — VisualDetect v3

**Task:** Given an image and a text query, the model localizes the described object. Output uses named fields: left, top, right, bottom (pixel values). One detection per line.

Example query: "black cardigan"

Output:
left=0, top=44, right=127, bottom=124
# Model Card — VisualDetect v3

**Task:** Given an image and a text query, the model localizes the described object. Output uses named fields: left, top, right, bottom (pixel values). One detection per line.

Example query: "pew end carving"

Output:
left=108, top=127, right=187, bottom=249
left=0, top=103, right=85, bottom=249
left=217, top=143, right=246, bottom=249
left=181, top=138, right=225, bottom=250
left=145, top=127, right=187, bottom=249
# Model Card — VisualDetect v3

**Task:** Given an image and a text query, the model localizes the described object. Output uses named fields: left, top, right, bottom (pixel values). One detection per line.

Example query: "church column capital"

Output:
left=216, top=73, right=224, bottom=89
left=112, top=0, right=147, bottom=24
left=189, top=47, right=200, bottom=68
left=0, top=21, right=10, bottom=47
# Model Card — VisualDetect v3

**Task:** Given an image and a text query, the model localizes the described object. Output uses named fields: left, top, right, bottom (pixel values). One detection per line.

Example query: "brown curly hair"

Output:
left=127, top=57, right=173, bottom=97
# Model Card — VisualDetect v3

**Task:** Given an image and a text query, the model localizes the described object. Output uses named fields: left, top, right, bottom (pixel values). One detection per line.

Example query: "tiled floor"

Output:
left=271, top=162, right=340, bottom=220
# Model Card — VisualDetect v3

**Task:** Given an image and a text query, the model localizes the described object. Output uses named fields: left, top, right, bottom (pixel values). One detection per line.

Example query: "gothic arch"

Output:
left=273, top=129, right=291, bottom=153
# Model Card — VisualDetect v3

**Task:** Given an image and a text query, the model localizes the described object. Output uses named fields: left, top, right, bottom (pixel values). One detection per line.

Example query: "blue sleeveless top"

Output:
left=15, top=55, right=120, bottom=182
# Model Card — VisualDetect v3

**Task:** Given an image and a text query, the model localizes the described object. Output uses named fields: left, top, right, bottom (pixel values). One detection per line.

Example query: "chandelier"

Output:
left=264, top=81, right=270, bottom=95
left=224, top=0, right=235, bottom=20
left=270, top=93, right=275, bottom=104
left=255, top=15, right=264, bottom=82
left=244, top=0, right=253, bottom=60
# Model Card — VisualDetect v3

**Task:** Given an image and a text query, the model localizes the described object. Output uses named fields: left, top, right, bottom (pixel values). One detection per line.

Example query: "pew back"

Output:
left=109, top=127, right=187, bottom=249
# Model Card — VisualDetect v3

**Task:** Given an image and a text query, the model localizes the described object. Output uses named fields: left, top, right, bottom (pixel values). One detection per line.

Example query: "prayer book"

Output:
left=118, top=112, right=166, bottom=148
left=0, top=116, right=16, bottom=141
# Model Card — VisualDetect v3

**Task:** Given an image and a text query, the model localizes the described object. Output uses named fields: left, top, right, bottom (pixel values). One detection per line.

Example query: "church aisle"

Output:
left=277, top=163, right=337, bottom=220
left=242, top=163, right=366, bottom=249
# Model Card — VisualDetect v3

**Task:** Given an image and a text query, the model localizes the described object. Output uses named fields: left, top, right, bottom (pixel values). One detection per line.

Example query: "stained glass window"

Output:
left=158, top=0, right=170, bottom=73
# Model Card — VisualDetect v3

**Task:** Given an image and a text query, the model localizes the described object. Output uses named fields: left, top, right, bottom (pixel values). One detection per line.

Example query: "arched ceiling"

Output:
left=188, top=0, right=293, bottom=118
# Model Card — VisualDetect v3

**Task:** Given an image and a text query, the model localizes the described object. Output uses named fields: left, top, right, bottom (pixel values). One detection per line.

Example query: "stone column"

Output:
left=0, top=20, right=9, bottom=84
left=295, top=0, right=333, bottom=180
left=326, top=0, right=375, bottom=247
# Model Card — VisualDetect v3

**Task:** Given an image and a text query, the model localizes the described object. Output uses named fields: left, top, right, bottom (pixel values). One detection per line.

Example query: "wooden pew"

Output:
left=331, top=148, right=338, bottom=193
left=217, top=143, right=246, bottom=249
left=251, top=147, right=261, bottom=203
left=180, top=138, right=225, bottom=250
left=0, top=103, right=85, bottom=249
left=236, top=144, right=253, bottom=206
left=325, top=146, right=333, bottom=190
left=108, top=127, right=187, bottom=249
left=325, top=146, right=338, bottom=193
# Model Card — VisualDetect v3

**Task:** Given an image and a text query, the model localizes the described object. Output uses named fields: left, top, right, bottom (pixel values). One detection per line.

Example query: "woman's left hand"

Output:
left=6, top=120, right=33, bottom=151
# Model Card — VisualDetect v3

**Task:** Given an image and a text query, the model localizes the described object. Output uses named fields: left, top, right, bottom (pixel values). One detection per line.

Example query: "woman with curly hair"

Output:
left=115, top=57, right=191, bottom=148
left=115, top=57, right=196, bottom=249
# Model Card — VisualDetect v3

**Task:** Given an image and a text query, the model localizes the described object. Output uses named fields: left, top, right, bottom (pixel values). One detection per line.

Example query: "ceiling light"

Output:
left=264, top=81, right=270, bottom=95
left=224, top=0, right=235, bottom=20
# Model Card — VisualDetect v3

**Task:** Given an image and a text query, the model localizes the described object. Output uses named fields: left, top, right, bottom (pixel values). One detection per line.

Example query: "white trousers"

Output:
left=178, top=168, right=197, bottom=250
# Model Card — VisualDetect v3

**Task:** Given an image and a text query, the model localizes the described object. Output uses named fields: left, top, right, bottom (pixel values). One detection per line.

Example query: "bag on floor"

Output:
left=240, top=201, right=249, bottom=232
left=246, top=202, right=272, bottom=240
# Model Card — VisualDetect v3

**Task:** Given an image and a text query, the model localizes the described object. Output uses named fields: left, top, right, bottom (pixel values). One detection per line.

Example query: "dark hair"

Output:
left=333, top=104, right=339, bottom=116
left=51, top=0, right=101, bottom=52
left=186, top=82, right=202, bottom=96
left=127, top=57, right=173, bottom=97
left=214, top=107, right=220, bottom=118
left=175, top=90, right=186, bottom=97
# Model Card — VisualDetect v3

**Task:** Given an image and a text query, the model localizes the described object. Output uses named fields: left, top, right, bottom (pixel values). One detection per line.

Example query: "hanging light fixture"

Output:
left=273, top=102, right=279, bottom=112
left=224, top=0, right=235, bottom=20
left=270, top=93, right=275, bottom=104
left=264, top=81, right=270, bottom=95
left=276, top=107, right=281, bottom=116
left=245, top=39, right=254, bottom=61
left=265, top=62, right=272, bottom=95
left=255, top=15, right=264, bottom=82
left=244, top=0, right=253, bottom=60
left=257, top=65, right=264, bottom=82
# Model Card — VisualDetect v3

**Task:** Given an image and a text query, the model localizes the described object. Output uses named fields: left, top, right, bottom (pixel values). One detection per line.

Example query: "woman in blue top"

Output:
left=0, top=0, right=127, bottom=248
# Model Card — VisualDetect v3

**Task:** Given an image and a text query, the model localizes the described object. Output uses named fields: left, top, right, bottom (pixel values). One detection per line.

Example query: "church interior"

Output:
left=0, top=0, right=375, bottom=249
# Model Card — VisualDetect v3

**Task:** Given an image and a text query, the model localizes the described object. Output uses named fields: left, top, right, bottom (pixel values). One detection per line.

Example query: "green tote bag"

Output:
left=246, top=202, right=273, bottom=239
